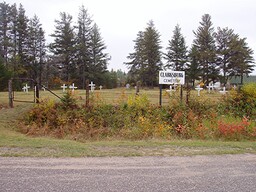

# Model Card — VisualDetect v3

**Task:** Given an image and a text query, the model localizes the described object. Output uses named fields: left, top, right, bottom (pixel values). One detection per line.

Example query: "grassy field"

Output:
left=0, top=89, right=255, bottom=157
left=0, top=87, right=222, bottom=106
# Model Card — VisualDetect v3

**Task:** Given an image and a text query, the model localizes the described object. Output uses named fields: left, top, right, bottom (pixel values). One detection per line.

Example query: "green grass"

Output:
left=0, top=89, right=255, bottom=157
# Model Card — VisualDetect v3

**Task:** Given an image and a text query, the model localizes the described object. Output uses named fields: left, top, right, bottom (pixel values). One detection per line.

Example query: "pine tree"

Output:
left=27, top=15, right=46, bottom=84
left=0, top=2, right=12, bottom=66
left=186, top=45, right=201, bottom=86
left=76, top=5, right=92, bottom=88
left=50, top=12, right=76, bottom=82
left=143, top=20, right=162, bottom=87
left=165, top=24, right=187, bottom=71
left=215, top=27, right=238, bottom=85
left=229, top=37, right=254, bottom=84
left=125, top=31, right=144, bottom=83
left=88, top=23, right=109, bottom=85
left=16, top=3, right=29, bottom=68
left=126, top=20, right=162, bottom=87
left=193, top=14, right=217, bottom=86
left=9, top=3, right=18, bottom=70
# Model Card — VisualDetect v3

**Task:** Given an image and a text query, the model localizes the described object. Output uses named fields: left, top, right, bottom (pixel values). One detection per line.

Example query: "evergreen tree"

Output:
left=143, top=20, right=162, bottom=87
left=8, top=3, right=19, bottom=74
left=186, top=45, right=201, bottom=86
left=215, top=27, right=238, bottom=85
left=16, top=3, right=28, bottom=68
left=193, top=14, right=217, bottom=86
left=229, top=37, right=254, bottom=84
left=88, top=23, right=109, bottom=85
left=0, top=56, right=11, bottom=90
left=0, top=2, right=12, bottom=66
left=76, top=5, right=92, bottom=88
left=215, top=27, right=255, bottom=84
left=126, top=20, right=162, bottom=87
left=125, top=31, right=144, bottom=83
left=165, top=24, right=187, bottom=71
left=27, top=15, right=46, bottom=84
left=50, top=12, right=76, bottom=82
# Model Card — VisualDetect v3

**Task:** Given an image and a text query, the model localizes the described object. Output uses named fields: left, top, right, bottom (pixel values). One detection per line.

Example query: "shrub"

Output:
left=220, top=83, right=256, bottom=118
left=215, top=116, right=256, bottom=140
left=20, top=89, right=256, bottom=141
left=60, top=91, right=78, bottom=110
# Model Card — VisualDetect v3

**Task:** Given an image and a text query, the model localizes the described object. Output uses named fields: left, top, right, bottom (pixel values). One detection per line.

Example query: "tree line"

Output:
left=0, top=2, right=120, bottom=90
left=0, top=2, right=255, bottom=91
left=125, top=14, right=255, bottom=87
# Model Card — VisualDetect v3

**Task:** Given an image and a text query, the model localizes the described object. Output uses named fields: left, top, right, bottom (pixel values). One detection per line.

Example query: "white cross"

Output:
left=166, top=84, right=176, bottom=94
left=69, top=83, right=77, bottom=92
left=219, top=87, right=228, bottom=94
left=22, top=84, right=30, bottom=93
left=61, top=84, right=67, bottom=92
left=99, top=85, right=103, bottom=90
left=195, top=85, right=203, bottom=96
left=206, top=83, right=214, bottom=93
left=89, top=81, right=95, bottom=92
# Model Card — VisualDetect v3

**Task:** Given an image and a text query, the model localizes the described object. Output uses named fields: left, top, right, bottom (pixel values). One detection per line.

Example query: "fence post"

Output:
left=8, top=79, right=13, bottom=108
left=136, top=81, right=140, bottom=95
left=85, top=79, right=89, bottom=107
left=35, top=83, right=39, bottom=103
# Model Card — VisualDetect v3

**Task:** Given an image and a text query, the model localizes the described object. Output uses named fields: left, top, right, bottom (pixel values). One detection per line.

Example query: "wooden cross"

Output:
left=22, top=84, right=30, bottom=93
left=206, top=83, right=214, bottom=93
left=219, top=87, right=228, bottom=94
left=89, top=81, right=95, bottom=92
left=69, top=83, right=77, bottom=92
left=195, top=85, right=203, bottom=96
left=61, top=84, right=67, bottom=92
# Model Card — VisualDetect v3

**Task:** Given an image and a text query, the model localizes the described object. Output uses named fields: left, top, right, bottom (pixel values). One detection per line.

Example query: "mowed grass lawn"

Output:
left=0, top=88, right=256, bottom=157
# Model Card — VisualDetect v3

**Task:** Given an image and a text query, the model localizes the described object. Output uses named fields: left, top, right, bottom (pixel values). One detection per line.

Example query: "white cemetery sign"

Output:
left=22, top=84, right=30, bottom=93
left=159, top=71, right=185, bottom=85
left=89, top=81, right=95, bottom=92
left=69, top=83, right=77, bottom=92
left=61, top=84, right=67, bottom=92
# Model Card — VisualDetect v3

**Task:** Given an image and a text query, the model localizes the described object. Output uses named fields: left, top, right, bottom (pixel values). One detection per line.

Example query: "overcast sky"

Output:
left=6, top=0, right=256, bottom=73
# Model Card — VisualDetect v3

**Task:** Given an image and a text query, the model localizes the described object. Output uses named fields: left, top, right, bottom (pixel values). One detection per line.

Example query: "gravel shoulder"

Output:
left=1, top=154, right=256, bottom=192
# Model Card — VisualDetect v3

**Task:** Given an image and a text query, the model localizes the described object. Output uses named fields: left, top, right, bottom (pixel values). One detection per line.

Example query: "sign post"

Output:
left=159, top=70, right=185, bottom=106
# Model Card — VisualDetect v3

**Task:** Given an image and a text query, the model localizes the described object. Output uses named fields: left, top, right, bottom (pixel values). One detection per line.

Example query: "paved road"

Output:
left=0, top=154, right=256, bottom=192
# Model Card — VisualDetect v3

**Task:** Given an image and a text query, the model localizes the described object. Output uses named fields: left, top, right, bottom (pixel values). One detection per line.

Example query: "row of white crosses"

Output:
left=61, top=82, right=101, bottom=92
left=195, top=82, right=228, bottom=96
left=61, top=83, right=78, bottom=92
left=22, top=84, right=47, bottom=93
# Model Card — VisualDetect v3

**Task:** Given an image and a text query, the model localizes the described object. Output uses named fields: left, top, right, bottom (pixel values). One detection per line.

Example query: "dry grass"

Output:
left=0, top=87, right=223, bottom=107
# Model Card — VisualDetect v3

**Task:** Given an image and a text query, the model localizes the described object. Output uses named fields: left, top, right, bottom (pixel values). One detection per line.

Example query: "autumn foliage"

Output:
left=20, top=85, right=256, bottom=141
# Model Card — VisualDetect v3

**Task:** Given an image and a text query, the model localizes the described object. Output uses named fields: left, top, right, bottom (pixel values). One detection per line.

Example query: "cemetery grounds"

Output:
left=0, top=88, right=256, bottom=157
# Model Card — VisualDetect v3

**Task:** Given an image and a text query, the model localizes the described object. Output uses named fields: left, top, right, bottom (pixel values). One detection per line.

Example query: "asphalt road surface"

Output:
left=0, top=154, right=256, bottom=192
